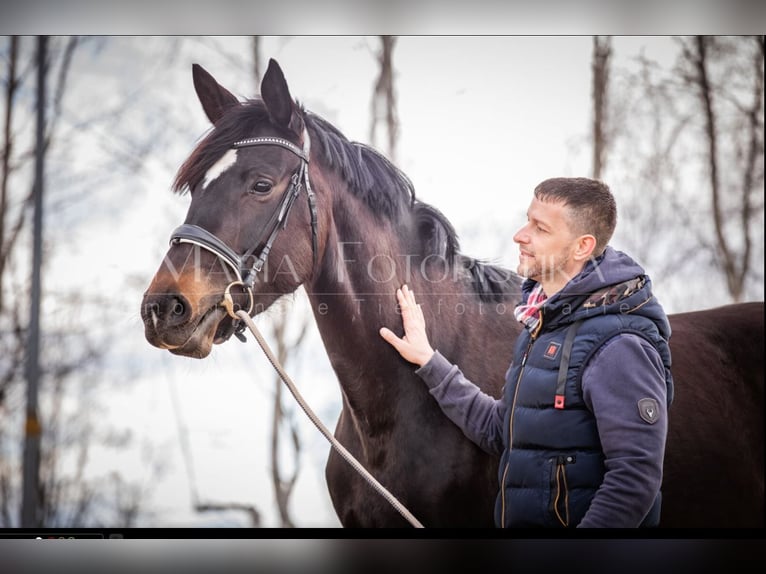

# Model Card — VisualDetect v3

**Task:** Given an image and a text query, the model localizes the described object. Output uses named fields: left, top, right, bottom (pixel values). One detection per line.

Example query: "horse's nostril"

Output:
left=142, top=294, right=189, bottom=326
left=171, top=300, right=185, bottom=316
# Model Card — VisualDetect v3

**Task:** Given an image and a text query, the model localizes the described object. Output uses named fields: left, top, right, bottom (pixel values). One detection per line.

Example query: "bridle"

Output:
left=169, top=128, right=318, bottom=339
left=164, top=125, right=425, bottom=528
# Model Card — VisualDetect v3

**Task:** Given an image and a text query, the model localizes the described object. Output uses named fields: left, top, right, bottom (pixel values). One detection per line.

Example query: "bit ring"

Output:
left=223, top=281, right=254, bottom=319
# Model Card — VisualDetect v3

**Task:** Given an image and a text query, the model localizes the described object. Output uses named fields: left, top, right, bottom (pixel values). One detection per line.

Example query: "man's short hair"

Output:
left=534, top=177, right=617, bottom=255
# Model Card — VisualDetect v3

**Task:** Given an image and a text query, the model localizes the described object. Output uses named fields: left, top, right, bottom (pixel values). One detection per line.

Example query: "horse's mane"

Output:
left=305, top=112, right=415, bottom=222
left=174, top=99, right=522, bottom=303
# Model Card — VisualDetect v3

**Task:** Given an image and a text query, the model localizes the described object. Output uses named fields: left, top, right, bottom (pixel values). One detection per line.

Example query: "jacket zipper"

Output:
left=552, top=455, right=573, bottom=527
left=500, top=328, right=538, bottom=527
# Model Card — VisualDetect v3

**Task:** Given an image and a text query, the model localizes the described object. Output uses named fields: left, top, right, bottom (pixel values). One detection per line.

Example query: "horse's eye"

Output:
left=250, top=181, right=273, bottom=194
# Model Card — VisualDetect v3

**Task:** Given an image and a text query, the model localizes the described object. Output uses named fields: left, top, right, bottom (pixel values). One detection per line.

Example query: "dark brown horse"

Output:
left=141, top=60, right=764, bottom=528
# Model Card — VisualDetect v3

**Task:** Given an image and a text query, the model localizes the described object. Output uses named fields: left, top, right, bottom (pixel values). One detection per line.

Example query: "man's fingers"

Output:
left=396, top=285, right=409, bottom=312
left=383, top=287, right=433, bottom=366
left=398, top=289, right=414, bottom=316
left=379, top=327, right=403, bottom=350
left=404, top=287, right=422, bottom=316
left=403, top=284, right=416, bottom=307
left=395, top=287, right=424, bottom=333
left=398, top=286, right=419, bottom=311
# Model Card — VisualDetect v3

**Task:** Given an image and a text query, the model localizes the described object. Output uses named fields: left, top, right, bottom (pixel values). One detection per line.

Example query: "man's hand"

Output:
left=379, top=284, right=435, bottom=367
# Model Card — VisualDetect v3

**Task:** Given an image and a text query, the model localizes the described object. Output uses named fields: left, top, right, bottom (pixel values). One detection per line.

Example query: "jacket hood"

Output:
left=520, top=246, right=643, bottom=299
left=563, top=246, right=646, bottom=296
left=520, top=246, right=670, bottom=337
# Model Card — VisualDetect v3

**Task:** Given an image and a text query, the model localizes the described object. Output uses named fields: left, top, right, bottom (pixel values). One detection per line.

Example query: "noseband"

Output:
left=169, top=129, right=319, bottom=337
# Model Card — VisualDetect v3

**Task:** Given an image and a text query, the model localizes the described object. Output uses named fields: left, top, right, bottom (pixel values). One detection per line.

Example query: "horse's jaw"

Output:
left=173, top=305, right=227, bottom=358
left=212, top=312, right=238, bottom=345
left=145, top=305, right=228, bottom=359
left=172, top=289, right=288, bottom=355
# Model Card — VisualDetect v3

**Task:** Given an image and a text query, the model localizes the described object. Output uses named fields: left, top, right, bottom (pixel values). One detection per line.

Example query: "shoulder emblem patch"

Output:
left=638, top=398, right=660, bottom=424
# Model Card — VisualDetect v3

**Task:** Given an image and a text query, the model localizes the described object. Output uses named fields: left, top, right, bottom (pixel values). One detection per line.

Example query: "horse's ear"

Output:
left=192, top=64, right=239, bottom=124
left=261, top=59, right=302, bottom=134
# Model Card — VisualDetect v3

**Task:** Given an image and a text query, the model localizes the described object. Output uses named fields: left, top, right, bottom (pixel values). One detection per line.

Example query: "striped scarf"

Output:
left=513, top=283, right=547, bottom=332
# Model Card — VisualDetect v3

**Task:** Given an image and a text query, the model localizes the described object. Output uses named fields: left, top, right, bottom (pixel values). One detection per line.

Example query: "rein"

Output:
left=235, top=309, right=424, bottom=528
left=167, top=130, right=424, bottom=528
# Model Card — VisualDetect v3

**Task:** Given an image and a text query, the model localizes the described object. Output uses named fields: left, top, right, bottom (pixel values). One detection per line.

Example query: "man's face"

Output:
left=513, top=196, right=580, bottom=288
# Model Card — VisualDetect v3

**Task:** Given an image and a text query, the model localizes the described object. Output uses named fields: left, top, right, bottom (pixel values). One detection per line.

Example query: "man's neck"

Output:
left=540, top=263, right=587, bottom=298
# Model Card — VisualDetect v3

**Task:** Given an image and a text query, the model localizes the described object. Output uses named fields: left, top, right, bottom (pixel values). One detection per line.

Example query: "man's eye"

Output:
left=250, top=181, right=272, bottom=194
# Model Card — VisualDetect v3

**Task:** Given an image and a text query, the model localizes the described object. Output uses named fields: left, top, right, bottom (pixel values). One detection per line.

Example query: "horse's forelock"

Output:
left=173, top=100, right=272, bottom=194
left=304, top=113, right=415, bottom=220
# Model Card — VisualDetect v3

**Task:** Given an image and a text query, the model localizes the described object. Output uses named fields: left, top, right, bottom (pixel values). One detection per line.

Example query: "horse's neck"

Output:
left=303, top=199, right=418, bottom=421
left=308, top=221, right=402, bottom=362
left=306, top=210, right=506, bottom=419
left=303, top=185, right=520, bottom=430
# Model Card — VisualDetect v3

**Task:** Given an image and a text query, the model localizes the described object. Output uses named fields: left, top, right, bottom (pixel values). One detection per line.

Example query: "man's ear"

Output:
left=573, top=234, right=598, bottom=262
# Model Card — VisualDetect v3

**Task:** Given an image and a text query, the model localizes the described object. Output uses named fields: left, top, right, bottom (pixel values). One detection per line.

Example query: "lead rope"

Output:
left=234, top=309, right=425, bottom=528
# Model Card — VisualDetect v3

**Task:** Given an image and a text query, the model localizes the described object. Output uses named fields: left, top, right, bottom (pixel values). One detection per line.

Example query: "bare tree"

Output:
left=369, top=36, right=399, bottom=162
left=591, top=36, right=612, bottom=180
left=2, top=35, right=89, bottom=527
left=1, top=36, right=164, bottom=527
left=678, top=36, right=763, bottom=302
left=165, top=364, right=262, bottom=527
left=0, top=36, right=19, bottom=316
left=601, top=36, right=763, bottom=309
left=252, top=36, right=262, bottom=85
left=266, top=309, right=309, bottom=528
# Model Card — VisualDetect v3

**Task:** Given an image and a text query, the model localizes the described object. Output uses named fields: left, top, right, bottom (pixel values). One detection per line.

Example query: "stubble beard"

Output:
left=518, top=249, right=574, bottom=285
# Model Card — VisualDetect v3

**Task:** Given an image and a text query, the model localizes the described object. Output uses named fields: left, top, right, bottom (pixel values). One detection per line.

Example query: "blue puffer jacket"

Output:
left=495, top=247, right=673, bottom=528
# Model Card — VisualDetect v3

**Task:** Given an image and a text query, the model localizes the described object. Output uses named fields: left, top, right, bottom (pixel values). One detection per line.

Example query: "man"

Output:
left=379, top=177, right=673, bottom=528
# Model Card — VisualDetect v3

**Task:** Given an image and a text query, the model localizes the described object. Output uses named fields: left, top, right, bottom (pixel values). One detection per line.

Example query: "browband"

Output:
left=232, top=136, right=308, bottom=162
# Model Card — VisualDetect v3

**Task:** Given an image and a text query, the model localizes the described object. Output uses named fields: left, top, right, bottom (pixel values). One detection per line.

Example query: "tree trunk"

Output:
left=591, top=36, right=611, bottom=180
left=689, top=36, right=759, bottom=302
left=21, top=35, right=47, bottom=528
left=370, top=36, right=398, bottom=162
left=1, top=36, right=19, bottom=315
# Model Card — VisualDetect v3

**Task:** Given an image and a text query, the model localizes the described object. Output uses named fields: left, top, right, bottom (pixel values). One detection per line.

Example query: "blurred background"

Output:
left=0, top=35, right=763, bottom=529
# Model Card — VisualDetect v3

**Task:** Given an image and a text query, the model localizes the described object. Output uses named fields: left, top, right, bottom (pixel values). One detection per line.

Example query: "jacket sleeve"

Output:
left=577, top=333, right=668, bottom=528
left=415, top=351, right=507, bottom=455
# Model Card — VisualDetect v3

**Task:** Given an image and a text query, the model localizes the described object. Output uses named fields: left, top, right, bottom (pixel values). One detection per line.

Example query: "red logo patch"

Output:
left=544, top=342, right=561, bottom=360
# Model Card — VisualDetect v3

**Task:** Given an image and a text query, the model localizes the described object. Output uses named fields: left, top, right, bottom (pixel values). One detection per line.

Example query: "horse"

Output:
left=141, top=59, right=764, bottom=528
